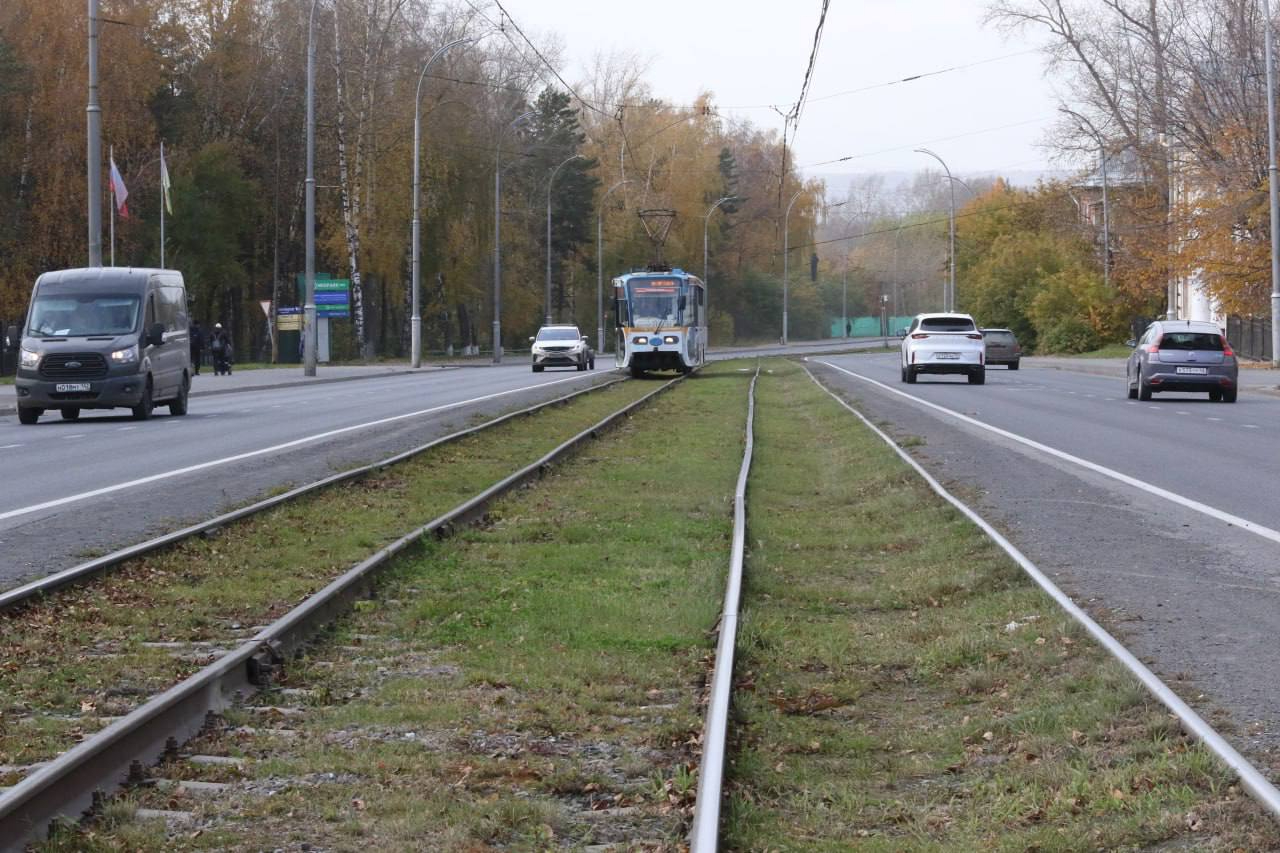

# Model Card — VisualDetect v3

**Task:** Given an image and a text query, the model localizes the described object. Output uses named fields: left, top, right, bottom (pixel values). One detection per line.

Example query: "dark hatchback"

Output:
left=981, top=328, right=1022, bottom=369
left=1126, top=319, right=1238, bottom=402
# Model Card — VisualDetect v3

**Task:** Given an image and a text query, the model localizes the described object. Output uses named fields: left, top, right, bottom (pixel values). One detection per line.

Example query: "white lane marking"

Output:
left=117, top=426, right=136, bottom=431
left=1176, top=411, right=1190, bottom=415
left=1208, top=417, right=1223, bottom=422
left=1148, top=406, right=1159, bottom=410
left=816, top=359, right=1280, bottom=547
left=0, top=374, right=595, bottom=523
left=63, top=434, right=86, bottom=440
left=0, top=444, right=21, bottom=450
left=1244, top=424, right=1260, bottom=429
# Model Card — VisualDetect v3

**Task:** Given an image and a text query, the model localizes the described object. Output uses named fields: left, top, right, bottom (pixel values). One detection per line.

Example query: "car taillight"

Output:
left=1145, top=344, right=1160, bottom=354
left=1222, top=340, right=1234, bottom=357
left=911, top=333, right=929, bottom=339
left=1013, top=346, right=1022, bottom=353
left=966, top=333, right=982, bottom=340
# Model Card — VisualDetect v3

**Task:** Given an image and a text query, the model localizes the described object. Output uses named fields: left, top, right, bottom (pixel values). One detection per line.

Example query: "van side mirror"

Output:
left=896, top=328, right=908, bottom=338
left=4, top=325, right=17, bottom=351
left=147, top=322, right=166, bottom=347
left=528, top=336, right=536, bottom=343
left=1125, top=339, right=1137, bottom=348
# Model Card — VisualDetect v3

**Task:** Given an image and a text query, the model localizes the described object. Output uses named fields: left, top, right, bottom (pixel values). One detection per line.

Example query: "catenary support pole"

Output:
left=87, top=0, right=102, bottom=267
left=599, top=179, right=634, bottom=354
left=411, top=36, right=481, bottom=369
left=1265, top=0, right=1280, bottom=365
left=545, top=154, right=583, bottom=326
left=703, top=196, right=735, bottom=344
left=493, top=111, right=535, bottom=363
left=303, top=0, right=318, bottom=376
left=782, top=189, right=804, bottom=344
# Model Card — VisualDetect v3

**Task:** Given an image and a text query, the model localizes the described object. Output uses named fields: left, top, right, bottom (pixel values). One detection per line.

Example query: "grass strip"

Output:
left=0, top=379, right=658, bottom=773
left=721, top=359, right=1280, bottom=850
left=49, top=361, right=755, bottom=851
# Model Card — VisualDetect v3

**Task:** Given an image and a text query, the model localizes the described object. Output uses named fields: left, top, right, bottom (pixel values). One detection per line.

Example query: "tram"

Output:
left=612, top=266, right=707, bottom=377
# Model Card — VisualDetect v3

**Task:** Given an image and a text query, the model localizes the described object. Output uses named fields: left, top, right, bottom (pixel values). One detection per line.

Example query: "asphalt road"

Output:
left=810, top=352, right=1280, bottom=764
left=0, top=365, right=614, bottom=588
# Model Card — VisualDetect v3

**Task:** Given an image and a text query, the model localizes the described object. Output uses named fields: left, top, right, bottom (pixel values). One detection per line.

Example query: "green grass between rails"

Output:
left=721, top=359, right=1280, bottom=850
left=0, top=379, right=657, bottom=773
left=48, top=361, right=754, bottom=850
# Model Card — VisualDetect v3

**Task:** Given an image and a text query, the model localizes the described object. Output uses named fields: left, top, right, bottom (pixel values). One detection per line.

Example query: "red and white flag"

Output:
left=109, top=155, right=129, bottom=218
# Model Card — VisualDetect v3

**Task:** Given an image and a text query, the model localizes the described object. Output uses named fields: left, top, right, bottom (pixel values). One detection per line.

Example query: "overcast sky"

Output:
left=506, top=0, right=1063, bottom=185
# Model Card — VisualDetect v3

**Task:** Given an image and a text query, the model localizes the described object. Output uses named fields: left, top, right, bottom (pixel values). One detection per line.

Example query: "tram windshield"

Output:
left=627, top=279, right=682, bottom=327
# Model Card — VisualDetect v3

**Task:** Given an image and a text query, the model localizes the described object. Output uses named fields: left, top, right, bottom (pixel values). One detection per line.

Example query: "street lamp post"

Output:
left=703, top=196, right=736, bottom=342
left=411, top=35, right=482, bottom=369
left=598, top=179, right=634, bottom=354
left=915, top=148, right=955, bottom=312
left=1061, top=107, right=1111, bottom=295
left=303, top=0, right=319, bottom=376
left=493, top=111, right=535, bottom=364
left=1264, top=0, right=1280, bottom=366
left=782, top=189, right=804, bottom=345
left=545, top=153, right=584, bottom=326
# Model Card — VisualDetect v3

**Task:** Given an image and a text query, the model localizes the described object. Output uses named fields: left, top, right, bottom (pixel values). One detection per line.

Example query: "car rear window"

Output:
left=920, top=317, right=976, bottom=332
left=1159, top=332, right=1223, bottom=351
left=983, top=331, right=1016, bottom=344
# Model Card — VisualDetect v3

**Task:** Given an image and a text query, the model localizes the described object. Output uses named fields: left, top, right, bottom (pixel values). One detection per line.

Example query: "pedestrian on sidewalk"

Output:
left=210, top=323, right=233, bottom=375
left=189, top=319, right=205, bottom=375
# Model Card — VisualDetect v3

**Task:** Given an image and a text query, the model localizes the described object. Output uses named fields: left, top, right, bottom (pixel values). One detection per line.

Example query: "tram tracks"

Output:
left=0, top=374, right=677, bottom=848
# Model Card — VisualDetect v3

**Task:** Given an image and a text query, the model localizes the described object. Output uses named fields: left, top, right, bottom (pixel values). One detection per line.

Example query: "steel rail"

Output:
left=802, top=362, right=1280, bottom=825
left=0, top=372, right=687, bottom=849
left=0, top=376, right=624, bottom=614
left=689, top=363, right=759, bottom=851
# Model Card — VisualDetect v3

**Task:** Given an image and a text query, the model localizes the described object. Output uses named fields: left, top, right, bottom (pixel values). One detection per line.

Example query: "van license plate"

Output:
left=1175, top=367, right=1208, bottom=375
left=55, top=383, right=91, bottom=392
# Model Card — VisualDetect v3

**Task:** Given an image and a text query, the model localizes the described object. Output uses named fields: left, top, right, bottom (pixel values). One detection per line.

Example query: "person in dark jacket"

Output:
left=189, top=320, right=205, bottom=375
left=210, top=323, right=233, bottom=375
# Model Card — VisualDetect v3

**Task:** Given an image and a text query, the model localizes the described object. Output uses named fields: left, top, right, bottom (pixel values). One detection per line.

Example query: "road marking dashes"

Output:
left=0, top=443, right=21, bottom=450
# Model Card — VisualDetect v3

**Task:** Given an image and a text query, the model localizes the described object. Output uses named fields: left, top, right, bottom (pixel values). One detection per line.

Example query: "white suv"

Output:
left=530, top=324, right=594, bottom=372
left=899, top=313, right=986, bottom=385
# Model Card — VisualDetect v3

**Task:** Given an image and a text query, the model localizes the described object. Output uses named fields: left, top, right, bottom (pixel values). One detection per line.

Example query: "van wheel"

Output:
left=132, top=380, right=154, bottom=420
left=1223, top=387, right=1238, bottom=403
left=61, top=407, right=81, bottom=421
left=1138, top=377, right=1152, bottom=401
left=17, top=407, right=40, bottom=425
left=169, top=375, right=190, bottom=416
left=905, top=366, right=918, bottom=384
left=968, top=369, right=985, bottom=385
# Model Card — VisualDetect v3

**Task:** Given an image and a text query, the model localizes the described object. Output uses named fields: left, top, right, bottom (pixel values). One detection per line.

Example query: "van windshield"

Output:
left=27, top=294, right=141, bottom=337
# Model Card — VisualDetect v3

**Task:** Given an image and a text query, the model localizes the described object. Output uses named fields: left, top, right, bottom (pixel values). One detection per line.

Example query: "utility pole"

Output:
left=87, top=0, right=102, bottom=267
left=1265, top=0, right=1280, bottom=365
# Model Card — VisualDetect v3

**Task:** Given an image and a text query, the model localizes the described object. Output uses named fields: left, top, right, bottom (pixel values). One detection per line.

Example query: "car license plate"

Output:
left=936, top=352, right=960, bottom=360
left=55, top=383, right=91, bottom=392
left=1175, top=366, right=1208, bottom=375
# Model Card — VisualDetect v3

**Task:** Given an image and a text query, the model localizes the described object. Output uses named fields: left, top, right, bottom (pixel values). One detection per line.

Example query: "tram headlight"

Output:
left=663, top=335, right=678, bottom=345
left=633, top=336, right=648, bottom=345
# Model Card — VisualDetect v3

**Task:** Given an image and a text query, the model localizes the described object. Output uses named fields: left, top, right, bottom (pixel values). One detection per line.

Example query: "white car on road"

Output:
left=899, top=313, right=987, bottom=385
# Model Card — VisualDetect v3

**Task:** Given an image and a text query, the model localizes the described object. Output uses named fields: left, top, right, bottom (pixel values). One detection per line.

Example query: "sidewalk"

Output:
left=0, top=363, right=442, bottom=415
left=1025, top=355, right=1280, bottom=394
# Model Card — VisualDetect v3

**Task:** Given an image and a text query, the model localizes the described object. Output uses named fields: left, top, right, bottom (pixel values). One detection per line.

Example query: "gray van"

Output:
left=9, top=267, right=191, bottom=424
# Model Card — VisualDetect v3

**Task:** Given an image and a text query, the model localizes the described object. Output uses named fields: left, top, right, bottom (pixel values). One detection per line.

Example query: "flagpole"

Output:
left=109, top=145, right=115, bottom=267
left=160, top=140, right=166, bottom=268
